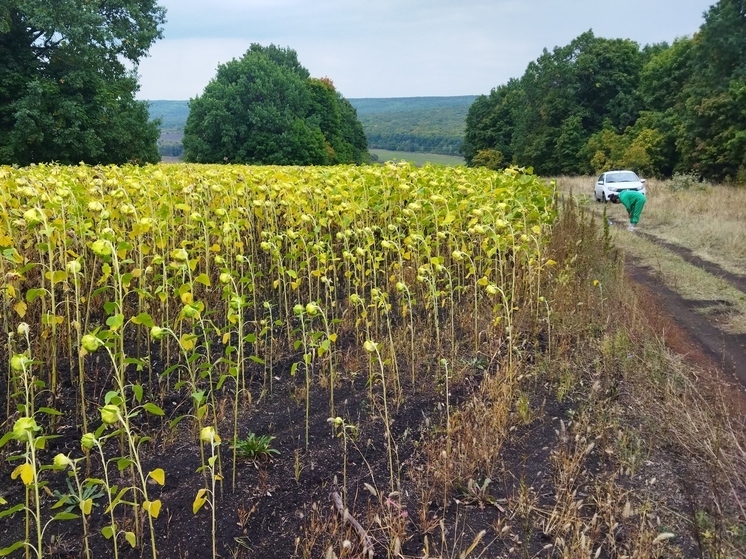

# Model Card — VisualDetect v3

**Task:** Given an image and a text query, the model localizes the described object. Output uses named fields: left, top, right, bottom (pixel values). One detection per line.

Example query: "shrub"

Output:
left=669, top=171, right=710, bottom=191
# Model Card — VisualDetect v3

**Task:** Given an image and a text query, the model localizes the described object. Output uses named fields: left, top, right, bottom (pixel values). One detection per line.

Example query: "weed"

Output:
left=461, top=477, right=495, bottom=508
left=231, top=433, right=280, bottom=462
left=515, top=391, right=532, bottom=424
left=52, top=477, right=106, bottom=514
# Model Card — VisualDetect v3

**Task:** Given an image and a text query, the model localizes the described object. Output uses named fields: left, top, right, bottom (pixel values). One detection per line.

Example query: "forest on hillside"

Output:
left=147, top=101, right=189, bottom=131
left=148, top=96, right=475, bottom=158
left=352, top=96, right=475, bottom=155
left=463, top=0, right=746, bottom=182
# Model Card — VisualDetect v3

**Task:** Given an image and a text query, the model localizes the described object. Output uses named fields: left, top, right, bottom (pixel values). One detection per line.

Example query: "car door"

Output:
left=595, top=174, right=605, bottom=200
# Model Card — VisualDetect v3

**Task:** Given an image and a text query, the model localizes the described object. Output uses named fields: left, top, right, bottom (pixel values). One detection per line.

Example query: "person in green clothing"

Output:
left=608, top=190, right=646, bottom=231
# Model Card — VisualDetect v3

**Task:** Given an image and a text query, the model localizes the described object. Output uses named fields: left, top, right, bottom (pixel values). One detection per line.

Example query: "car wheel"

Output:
left=601, top=193, right=607, bottom=203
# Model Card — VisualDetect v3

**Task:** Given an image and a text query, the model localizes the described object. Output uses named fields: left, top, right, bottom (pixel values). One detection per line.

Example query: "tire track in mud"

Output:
left=623, top=229, right=746, bottom=390
left=636, top=231, right=746, bottom=293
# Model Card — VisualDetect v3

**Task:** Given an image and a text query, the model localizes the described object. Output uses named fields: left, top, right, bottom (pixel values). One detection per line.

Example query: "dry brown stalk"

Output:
left=330, top=489, right=375, bottom=558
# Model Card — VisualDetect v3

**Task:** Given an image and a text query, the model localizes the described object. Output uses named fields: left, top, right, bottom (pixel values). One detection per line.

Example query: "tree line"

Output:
left=462, top=0, right=746, bottom=183
left=1, top=2, right=366, bottom=167
left=364, top=133, right=462, bottom=155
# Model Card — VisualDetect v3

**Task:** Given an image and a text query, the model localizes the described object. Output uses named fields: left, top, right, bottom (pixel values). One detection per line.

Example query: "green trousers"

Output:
left=618, top=190, right=646, bottom=225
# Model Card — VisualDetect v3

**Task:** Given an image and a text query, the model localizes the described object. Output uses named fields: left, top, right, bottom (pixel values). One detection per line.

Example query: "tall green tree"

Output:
left=511, top=32, right=644, bottom=175
left=461, top=79, right=521, bottom=165
left=632, top=39, right=695, bottom=175
left=183, top=44, right=367, bottom=165
left=307, top=77, right=367, bottom=164
left=0, top=0, right=165, bottom=165
left=679, top=0, right=746, bottom=181
left=638, top=39, right=694, bottom=112
left=465, top=31, right=645, bottom=175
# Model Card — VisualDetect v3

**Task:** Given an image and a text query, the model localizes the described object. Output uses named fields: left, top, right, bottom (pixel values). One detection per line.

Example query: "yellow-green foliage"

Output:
left=0, top=162, right=555, bottom=361
left=0, top=162, right=552, bottom=557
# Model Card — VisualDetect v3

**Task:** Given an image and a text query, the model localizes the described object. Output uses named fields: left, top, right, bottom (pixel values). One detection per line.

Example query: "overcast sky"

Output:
left=135, top=0, right=715, bottom=101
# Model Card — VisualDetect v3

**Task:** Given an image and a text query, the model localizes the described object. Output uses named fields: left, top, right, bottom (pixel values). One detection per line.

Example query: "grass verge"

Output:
left=556, top=175, right=746, bottom=276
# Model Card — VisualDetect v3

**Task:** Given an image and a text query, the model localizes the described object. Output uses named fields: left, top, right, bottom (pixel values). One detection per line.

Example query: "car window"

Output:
left=606, top=171, right=638, bottom=183
left=597, top=175, right=604, bottom=184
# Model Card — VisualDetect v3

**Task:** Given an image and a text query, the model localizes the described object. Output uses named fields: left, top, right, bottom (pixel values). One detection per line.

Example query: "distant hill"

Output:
left=145, top=96, right=477, bottom=157
left=351, top=96, right=476, bottom=155
left=147, top=100, right=189, bottom=131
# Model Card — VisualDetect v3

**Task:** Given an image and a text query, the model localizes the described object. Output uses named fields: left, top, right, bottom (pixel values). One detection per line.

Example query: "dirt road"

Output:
left=625, top=230, right=746, bottom=392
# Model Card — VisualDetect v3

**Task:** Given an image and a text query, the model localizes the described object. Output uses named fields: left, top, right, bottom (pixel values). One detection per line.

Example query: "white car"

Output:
left=594, top=170, right=646, bottom=202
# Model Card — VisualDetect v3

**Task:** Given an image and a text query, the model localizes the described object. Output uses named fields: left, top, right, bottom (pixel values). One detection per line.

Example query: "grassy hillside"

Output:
left=145, top=96, right=476, bottom=159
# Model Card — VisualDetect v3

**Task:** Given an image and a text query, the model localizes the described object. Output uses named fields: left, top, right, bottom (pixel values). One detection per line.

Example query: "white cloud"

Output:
left=137, top=0, right=715, bottom=100
left=137, top=38, right=252, bottom=100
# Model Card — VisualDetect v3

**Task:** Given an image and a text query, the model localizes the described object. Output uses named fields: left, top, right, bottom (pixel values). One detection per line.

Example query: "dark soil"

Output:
left=1, top=354, right=592, bottom=559
left=3, top=228, right=746, bottom=559
left=0, top=355, right=440, bottom=558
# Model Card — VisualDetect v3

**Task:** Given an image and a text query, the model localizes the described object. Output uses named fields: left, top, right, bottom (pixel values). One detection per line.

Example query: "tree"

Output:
left=517, top=32, right=643, bottom=174
left=465, top=31, right=645, bottom=175
left=461, top=79, right=521, bottom=166
left=471, top=149, right=504, bottom=170
left=555, top=115, right=585, bottom=174
left=632, top=40, right=695, bottom=175
left=678, top=0, right=746, bottom=181
left=183, top=48, right=326, bottom=165
left=307, top=77, right=367, bottom=164
left=0, top=0, right=165, bottom=165
left=582, top=127, right=625, bottom=173
left=620, top=127, right=665, bottom=176
left=574, top=34, right=644, bottom=132
left=183, top=45, right=367, bottom=165
left=638, top=39, right=694, bottom=112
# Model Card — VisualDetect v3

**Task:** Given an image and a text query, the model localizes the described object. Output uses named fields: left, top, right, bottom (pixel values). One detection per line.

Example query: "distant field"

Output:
left=370, top=149, right=464, bottom=166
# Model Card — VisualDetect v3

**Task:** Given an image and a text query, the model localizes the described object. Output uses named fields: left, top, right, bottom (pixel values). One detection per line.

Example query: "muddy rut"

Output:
left=623, top=228, right=746, bottom=391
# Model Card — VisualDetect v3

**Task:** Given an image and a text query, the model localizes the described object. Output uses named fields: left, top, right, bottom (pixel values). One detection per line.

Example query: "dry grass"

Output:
left=542, top=198, right=746, bottom=558
left=646, top=180, right=746, bottom=273
left=554, top=176, right=746, bottom=336
left=614, top=232, right=746, bottom=334
left=295, top=193, right=746, bottom=558
left=556, top=175, right=746, bottom=276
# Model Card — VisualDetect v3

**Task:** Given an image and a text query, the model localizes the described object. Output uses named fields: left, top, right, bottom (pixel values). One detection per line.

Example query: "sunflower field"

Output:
left=0, top=162, right=555, bottom=558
